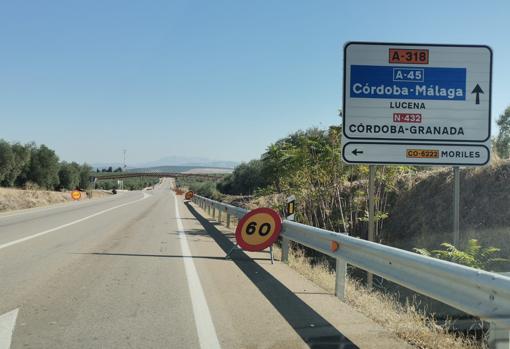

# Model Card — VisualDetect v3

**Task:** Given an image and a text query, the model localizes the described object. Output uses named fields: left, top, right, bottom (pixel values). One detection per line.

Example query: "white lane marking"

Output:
left=173, top=193, right=221, bottom=349
left=0, top=308, right=18, bottom=349
left=0, top=192, right=150, bottom=251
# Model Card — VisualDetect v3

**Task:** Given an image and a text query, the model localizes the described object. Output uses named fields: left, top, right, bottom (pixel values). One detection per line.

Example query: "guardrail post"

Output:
left=207, top=203, right=211, bottom=215
left=217, top=208, right=222, bottom=223
left=281, top=237, right=289, bottom=263
left=489, top=322, right=510, bottom=349
left=226, top=212, right=231, bottom=228
left=335, top=257, right=347, bottom=300
left=212, top=206, right=216, bottom=219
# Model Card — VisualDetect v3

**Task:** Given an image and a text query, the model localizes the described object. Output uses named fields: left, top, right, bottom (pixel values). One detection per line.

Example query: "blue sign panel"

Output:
left=350, top=65, right=466, bottom=101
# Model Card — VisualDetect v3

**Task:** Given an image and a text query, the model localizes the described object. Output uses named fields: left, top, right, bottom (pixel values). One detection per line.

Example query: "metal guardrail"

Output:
left=191, top=194, right=510, bottom=341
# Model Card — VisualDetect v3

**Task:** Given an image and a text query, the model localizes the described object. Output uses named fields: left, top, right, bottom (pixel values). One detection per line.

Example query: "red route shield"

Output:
left=235, top=207, right=282, bottom=252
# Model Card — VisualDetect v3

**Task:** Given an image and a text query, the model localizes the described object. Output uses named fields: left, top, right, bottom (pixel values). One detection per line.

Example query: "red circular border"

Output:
left=235, top=207, right=282, bottom=252
left=71, top=191, right=81, bottom=200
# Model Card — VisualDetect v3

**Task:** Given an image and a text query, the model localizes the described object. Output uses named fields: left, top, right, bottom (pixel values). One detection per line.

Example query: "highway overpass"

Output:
left=93, top=172, right=224, bottom=181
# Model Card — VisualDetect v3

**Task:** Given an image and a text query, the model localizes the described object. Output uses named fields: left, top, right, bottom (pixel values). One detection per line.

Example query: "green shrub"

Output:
left=414, top=239, right=508, bottom=271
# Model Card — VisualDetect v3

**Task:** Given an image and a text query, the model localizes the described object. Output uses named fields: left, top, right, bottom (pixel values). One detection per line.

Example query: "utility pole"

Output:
left=123, top=149, right=127, bottom=171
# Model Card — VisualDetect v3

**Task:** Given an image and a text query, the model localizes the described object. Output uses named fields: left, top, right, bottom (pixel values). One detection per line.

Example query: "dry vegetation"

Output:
left=271, top=245, right=484, bottom=349
left=0, top=187, right=110, bottom=212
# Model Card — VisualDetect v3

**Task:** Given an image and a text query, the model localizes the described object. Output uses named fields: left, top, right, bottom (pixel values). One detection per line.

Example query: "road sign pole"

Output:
left=367, top=165, right=376, bottom=289
left=282, top=195, right=295, bottom=263
left=453, top=166, right=461, bottom=246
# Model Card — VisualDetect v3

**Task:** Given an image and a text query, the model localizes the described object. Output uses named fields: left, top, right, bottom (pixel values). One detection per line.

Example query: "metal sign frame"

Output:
left=342, top=41, right=493, bottom=166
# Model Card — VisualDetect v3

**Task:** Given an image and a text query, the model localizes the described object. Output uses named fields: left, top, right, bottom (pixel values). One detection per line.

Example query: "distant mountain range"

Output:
left=125, top=165, right=233, bottom=174
left=91, top=156, right=238, bottom=171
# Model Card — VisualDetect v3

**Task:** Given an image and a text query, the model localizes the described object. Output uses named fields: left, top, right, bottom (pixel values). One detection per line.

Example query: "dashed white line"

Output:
left=0, top=192, right=150, bottom=251
left=173, top=193, right=221, bottom=349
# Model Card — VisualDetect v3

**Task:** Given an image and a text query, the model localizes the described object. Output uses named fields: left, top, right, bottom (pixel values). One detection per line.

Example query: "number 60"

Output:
left=245, top=221, right=271, bottom=236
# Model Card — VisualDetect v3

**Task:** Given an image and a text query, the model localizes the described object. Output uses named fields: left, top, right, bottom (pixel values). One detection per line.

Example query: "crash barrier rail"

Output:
left=191, top=194, right=510, bottom=347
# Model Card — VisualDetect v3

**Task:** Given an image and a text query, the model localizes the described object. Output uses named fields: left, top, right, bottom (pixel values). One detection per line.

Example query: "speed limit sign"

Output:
left=235, top=208, right=282, bottom=252
left=71, top=190, right=81, bottom=201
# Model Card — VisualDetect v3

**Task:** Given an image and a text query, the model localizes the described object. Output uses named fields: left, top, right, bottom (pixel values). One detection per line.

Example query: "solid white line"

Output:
left=0, top=308, right=18, bottom=349
left=0, top=192, right=150, bottom=251
left=173, top=193, right=221, bottom=349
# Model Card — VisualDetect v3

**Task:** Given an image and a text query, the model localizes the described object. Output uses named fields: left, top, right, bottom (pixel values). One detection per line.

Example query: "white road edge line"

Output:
left=0, top=192, right=150, bottom=251
left=173, top=193, right=221, bottom=349
left=0, top=308, right=18, bottom=349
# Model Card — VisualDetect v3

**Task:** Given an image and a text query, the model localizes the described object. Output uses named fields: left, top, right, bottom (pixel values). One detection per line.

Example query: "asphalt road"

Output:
left=0, top=178, right=406, bottom=349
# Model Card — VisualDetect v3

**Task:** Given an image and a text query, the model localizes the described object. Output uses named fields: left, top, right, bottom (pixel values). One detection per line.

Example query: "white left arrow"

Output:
left=0, top=309, right=18, bottom=349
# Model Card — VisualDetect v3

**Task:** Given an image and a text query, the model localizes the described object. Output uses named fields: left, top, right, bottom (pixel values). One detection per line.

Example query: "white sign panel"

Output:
left=341, top=42, right=492, bottom=166
left=343, top=142, right=490, bottom=166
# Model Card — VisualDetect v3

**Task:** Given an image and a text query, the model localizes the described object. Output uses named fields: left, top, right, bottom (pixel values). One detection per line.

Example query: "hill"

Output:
left=384, top=161, right=510, bottom=265
left=126, top=165, right=233, bottom=174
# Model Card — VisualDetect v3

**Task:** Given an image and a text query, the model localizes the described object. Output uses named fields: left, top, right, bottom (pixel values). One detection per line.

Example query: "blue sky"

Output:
left=1, top=0, right=508, bottom=165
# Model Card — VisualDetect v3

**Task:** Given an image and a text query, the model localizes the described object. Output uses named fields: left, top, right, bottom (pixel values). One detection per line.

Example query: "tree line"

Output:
left=216, top=126, right=410, bottom=238
left=0, top=140, right=92, bottom=190
left=215, top=106, right=510, bottom=240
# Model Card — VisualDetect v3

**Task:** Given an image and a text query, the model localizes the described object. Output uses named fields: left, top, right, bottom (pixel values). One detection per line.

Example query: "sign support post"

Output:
left=282, top=195, right=296, bottom=263
left=367, top=165, right=376, bottom=289
left=453, top=166, right=460, bottom=246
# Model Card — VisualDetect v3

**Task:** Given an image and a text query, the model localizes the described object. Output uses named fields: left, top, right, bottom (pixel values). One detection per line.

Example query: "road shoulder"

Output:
left=181, top=198, right=412, bottom=349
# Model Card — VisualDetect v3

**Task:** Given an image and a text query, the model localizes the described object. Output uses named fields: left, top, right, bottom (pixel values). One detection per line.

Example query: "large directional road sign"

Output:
left=342, top=42, right=492, bottom=166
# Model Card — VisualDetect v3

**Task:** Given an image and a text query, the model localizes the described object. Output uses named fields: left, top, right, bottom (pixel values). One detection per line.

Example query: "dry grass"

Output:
left=0, top=187, right=111, bottom=212
left=272, top=245, right=484, bottom=349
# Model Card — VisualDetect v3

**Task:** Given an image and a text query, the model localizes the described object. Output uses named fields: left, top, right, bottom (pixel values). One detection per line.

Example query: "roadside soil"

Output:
left=0, top=188, right=112, bottom=212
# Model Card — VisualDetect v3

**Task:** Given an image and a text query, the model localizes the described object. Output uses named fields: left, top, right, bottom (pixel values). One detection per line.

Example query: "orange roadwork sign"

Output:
left=235, top=208, right=282, bottom=252
left=71, top=190, right=81, bottom=201
left=184, top=191, right=194, bottom=200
